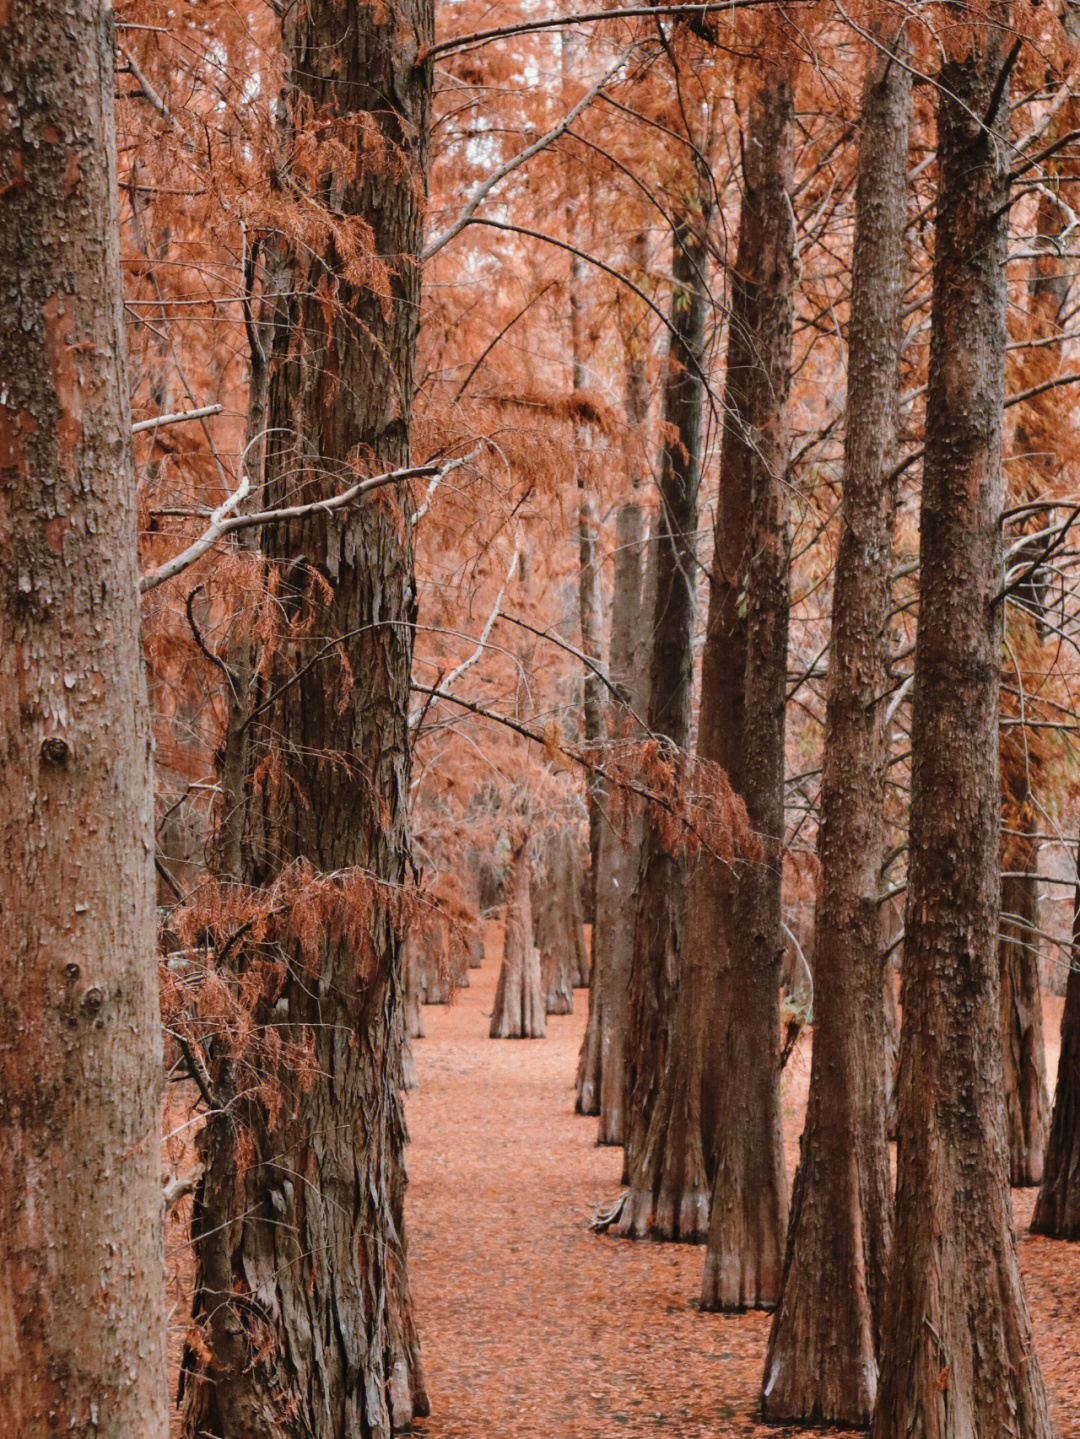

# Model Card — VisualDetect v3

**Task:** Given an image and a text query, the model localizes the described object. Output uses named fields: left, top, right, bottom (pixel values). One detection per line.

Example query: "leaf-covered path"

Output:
left=405, top=924, right=1080, bottom=1439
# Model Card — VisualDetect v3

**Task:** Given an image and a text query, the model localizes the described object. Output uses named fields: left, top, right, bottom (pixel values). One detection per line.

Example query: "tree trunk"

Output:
left=616, top=204, right=709, bottom=1212
left=698, top=69, right=794, bottom=1308
left=491, top=841, right=546, bottom=1038
left=993, top=134, right=1066, bottom=1191
left=579, top=488, right=604, bottom=923
left=1000, top=868, right=1049, bottom=1185
left=534, top=831, right=584, bottom=1014
left=181, top=5, right=433, bottom=1436
left=762, top=40, right=909, bottom=1424
left=562, top=36, right=604, bottom=927
left=1031, top=830, right=1080, bottom=1236
left=0, top=4, right=167, bottom=1434
left=871, top=24, right=1053, bottom=1437
left=577, top=299, right=650, bottom=1127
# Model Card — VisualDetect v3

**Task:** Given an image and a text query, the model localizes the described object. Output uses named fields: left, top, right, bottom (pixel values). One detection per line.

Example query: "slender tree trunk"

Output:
left=1032, top=829, right=1080, bottom=1236
left=615, top=205, right=709, bottom=1215
left=698, top=69, right=795, bottom=1307
left=1000, top=866, right=1049, bottom=1185
left=491, top=840, right=546, bottom=1038
left=562, top=36, right=604, bottom=925
left=0, top=4, right=167, bottom=1433
left=210, top=247, right=278, bottom=882
left=577, top=296, right=649, bottom=1129
left=181, top=6, right=433, bottom=1436
left=871, top=24, right=1053, bottom=1437
left=993, top=149, right=1068, bottom=1189
left=762, top=40, right=909, bottom=1424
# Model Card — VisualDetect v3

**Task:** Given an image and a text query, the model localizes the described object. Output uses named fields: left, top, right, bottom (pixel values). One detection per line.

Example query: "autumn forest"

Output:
left=6, top=0, right=1080, bottom=1436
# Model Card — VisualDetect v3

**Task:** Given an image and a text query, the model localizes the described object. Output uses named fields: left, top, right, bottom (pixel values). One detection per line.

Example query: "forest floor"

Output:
left=406, top=921, right=1080, bottom=1439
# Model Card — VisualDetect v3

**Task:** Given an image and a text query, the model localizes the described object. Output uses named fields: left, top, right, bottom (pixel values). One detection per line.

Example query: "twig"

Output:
left=133, top=403, right=224, bottom=434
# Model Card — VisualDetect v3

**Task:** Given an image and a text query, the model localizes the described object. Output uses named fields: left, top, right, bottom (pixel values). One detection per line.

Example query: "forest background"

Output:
left=6, top=0, right=1080, bottom=1436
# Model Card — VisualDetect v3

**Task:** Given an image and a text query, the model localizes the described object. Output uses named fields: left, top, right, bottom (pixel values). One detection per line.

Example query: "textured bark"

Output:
left=698, top=70, right=794, bottom=1308
left=0, top=4, right=167, bottom=1433
left=491, top=842, right=546, bottom=1038
left=1000, top=868, right=1049, bottom=1185
left=1032, top=833, right=1080, bottom=1236
left=533, top=832, right=574, bottom=1014
left=404, top=943, right=426, bottom=1041
left=181, top=6, right=433, bottom=1437
left=762, top=41, right=908, bottom=1424
left=871, top=26, right=1053, bottom=1438
left=616, top=208, right=709, bottom=1213
left=577, top=309, right=649, bottom=1128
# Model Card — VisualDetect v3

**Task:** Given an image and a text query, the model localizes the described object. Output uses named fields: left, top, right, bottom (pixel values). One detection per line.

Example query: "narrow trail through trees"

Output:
left=405, top=925, right=1080, bottom=1439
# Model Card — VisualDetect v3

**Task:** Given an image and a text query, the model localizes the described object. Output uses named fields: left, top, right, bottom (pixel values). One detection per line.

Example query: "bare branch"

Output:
left=422, top=55, right=627, bottom=262
left=139, top=448, right=479, bottom=595
left=132, top=404, right=223, bottom=434
left=425, top=3, right=799, bottom=62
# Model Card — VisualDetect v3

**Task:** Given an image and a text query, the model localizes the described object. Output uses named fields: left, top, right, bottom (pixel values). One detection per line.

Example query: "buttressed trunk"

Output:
left=762, top=34, right=909, bottom=1425
left=181, top=5, right=434, bottom=1437
left=0, top=3, right=167, bottom=1434
left=491, top=839, right=546, bottom=1039
left=617, top=201, right=710, bottom=1207
left=698, top=66, right=795, bottom=1309
left=871, top=18, right=1053, bottom=1437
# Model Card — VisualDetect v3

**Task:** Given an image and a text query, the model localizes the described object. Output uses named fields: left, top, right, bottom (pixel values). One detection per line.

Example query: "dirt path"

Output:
left=405, top=923, right=1080, bottom=1439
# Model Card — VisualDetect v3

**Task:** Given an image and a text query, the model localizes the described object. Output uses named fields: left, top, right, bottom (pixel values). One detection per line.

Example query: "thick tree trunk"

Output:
left=0, top=4, right=167, bottom=1434
left=491, top=841, right=546, bottom=1038
left=181, top=6, right=433, bottom=1437
left=1032, top=831, right=1080, bottom=1236
left=762, top=40, right=909, bottom=1424
left=871, top=25, right=1053, bottom=1438
left=698, top=70, right=794, bottom=1307
left=1000, top=867, right=1049, bottom=1185
left=616, top=205, right=709, bottom=1214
